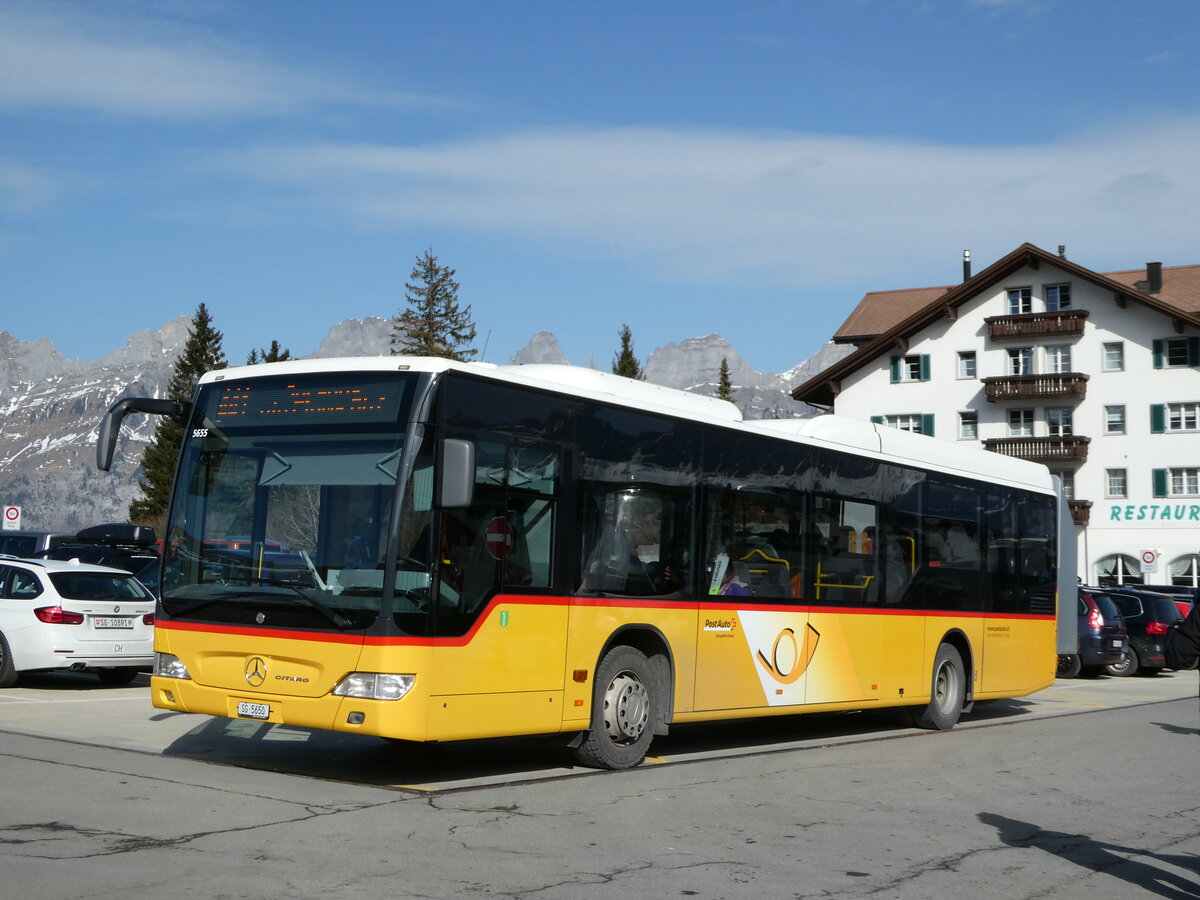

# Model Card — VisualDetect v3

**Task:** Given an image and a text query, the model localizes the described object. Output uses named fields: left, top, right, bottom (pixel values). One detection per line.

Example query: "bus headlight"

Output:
left=333, top=672, right=415, bottom=701
left=155, top=652, right=191, bottom=680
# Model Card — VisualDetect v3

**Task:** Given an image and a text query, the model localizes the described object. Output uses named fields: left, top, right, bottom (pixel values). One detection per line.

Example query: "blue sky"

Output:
left=3, top=0, right=1199, bottom=375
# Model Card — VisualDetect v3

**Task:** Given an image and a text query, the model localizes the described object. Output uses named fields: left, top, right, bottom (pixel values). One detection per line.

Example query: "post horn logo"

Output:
left=756, top=624, right=820, bottom=685
left=245, top=656, right=268, bottom=687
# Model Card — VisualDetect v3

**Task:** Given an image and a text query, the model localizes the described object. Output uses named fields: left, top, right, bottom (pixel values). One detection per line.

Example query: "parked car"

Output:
left=1058, top=588, right=1127, bottom=678
left=1114, top=583, right=1197, bottom=618
left=0, top=557, right=155, bottom=687
left=1103, top=588, right=1186, bottom=676
left=35, top=523, right=158, bottom=575
left=0, top=530, right=73, bottom=558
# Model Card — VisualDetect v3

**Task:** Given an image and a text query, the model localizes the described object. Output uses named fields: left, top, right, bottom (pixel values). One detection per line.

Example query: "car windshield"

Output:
left=49, top=572, right=152, bottom=601
left=159, top=372, right=425, bottom=631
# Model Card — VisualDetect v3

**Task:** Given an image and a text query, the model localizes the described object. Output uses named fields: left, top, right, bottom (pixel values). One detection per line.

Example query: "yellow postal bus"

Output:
left=98, top=358, right=1069, bottom=768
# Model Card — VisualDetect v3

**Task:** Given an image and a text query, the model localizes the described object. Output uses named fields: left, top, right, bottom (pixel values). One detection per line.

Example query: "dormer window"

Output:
left=1044, top=284, right=1071, bottom=311
left=1007, top=287, right=1032, bottom=315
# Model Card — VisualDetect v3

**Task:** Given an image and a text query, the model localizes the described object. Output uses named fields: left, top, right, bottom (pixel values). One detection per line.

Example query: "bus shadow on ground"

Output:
left=160, top=698, right=1034, bottom=790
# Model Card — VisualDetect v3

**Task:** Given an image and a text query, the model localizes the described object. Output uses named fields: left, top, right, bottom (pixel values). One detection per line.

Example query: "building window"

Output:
left=1169, top=402, right=1200, bottom=431
left=1171, top=468, right=1200, bottom=496
left=1045, top=345, right=1072, bottom=374
left=957, top=351, right=976, bottom=379
left=1102, top=342, right=1124, bottom=372
left=1008, top=409, right=1034, bottom=437
left=1104, top=405, right=1125, bottom=435
left=958, top=411, right=978, bottom=440
left=1151, top=402, right=1200, bottom=433
left=1168, top=555, right=1200, bottom=589
left=878, top=413, right=933, bottom=436
left=1106, top=469, right=1127, bottom=498
left=1153, top=337, right=1200, bottom=369
left=1007, top=287, right=1032, bottom=315
left=1154, top=467, right=1200, bottom=497
left=1007, top=347, right=1033, bottom=376
left=1046, top=407, right=1073, bottom=437
left=889, top=354, right=930, bottom=383
left=1044, top=284, right=1072, bottom=311
left=1052, top=469, right=1075, bottom=500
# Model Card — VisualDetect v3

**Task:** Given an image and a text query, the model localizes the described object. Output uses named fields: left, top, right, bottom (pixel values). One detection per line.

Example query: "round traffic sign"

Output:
left=1141, top=550, right=1157, bottom=565
left=3, top=506, right=19, bottom=523
left=484, top=517, right=513, bottom=560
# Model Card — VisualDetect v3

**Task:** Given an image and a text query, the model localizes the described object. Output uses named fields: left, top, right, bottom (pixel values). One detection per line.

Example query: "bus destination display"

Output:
left=206, top=376, right=410, bottom=426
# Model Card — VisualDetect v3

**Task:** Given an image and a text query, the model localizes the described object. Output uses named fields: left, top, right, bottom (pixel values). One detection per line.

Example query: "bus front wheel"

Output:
left=910, top=643, right=965, bottom=730
left=574, top=645, right=657, bottom=770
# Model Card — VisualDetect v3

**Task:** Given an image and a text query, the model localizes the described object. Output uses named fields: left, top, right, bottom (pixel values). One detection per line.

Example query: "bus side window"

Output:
left=706, top=488, right=802, bottom=601
left=811, top=496, right=878, bottom=604
left=580, top=487, right=691, bottom=596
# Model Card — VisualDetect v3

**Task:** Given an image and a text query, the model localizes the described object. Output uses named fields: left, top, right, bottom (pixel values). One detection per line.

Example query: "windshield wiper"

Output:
left=269, top=582, right=354, bottom=630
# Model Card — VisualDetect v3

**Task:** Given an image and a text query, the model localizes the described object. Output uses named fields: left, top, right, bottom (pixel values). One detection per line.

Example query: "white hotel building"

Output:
left=792, top=242, right=1200, bottom=587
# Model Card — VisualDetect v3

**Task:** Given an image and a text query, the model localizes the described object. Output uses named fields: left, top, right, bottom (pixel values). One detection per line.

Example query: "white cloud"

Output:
left=207, top=116, right=1200, bottom=287
left=0, top=3, right=436, bottom=118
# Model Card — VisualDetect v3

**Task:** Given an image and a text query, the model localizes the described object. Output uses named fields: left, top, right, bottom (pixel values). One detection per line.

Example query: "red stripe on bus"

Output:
left=157, top=592, right=1052, bottom=646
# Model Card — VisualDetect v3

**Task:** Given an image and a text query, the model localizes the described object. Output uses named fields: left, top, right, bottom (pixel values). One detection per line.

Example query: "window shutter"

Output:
left=1150, top=404, right=1166, bottom=434
left=1152, top=469, right=1168, bottom=498
left=919, top=354, right=931, bottom=381
left=921, top=414, right=934, bottom=437
left=889, top=356, right=900, bottom=383
left=1152, top=339, right=1164, bottom=369
left=1189, top=337, right=1200, bottom=366
left=870, top=415, right=884, bottom=424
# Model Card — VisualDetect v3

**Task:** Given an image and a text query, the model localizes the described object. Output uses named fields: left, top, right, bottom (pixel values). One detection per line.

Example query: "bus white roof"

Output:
left=201, top=356, right=1052, bottom=493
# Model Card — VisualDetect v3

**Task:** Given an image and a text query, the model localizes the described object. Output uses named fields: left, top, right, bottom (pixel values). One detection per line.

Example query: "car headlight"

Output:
left=332, top=672, right=415, bottom=701
left=154, top=652, right=191, bottom=680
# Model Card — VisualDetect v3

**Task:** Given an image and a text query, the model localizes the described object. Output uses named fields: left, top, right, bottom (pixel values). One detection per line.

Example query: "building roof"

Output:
left=796, top=242, right=1200, bottom=407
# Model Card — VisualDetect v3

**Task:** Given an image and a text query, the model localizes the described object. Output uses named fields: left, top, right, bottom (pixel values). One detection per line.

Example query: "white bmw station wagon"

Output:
left=0, top=557, right=155, bottom=686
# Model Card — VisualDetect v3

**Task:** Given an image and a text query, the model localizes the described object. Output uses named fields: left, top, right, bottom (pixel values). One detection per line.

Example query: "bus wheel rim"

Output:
left=934, top=661, right=958, bottom=713
left=604, top=672, right=649, bottom=743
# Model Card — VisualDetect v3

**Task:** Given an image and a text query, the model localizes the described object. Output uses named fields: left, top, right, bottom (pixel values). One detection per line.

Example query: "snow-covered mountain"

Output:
left=0, top=320, right=845, bottom=532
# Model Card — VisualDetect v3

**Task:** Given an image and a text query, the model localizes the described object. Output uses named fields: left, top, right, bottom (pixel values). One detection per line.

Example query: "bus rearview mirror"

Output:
left=438, top=439, right=475, bottom=508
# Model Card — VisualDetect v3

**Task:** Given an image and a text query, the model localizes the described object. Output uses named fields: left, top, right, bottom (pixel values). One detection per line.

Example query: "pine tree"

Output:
left=716, top=357, right=735, bottom=403
left=129, top=303, right=226, bottom=527
left=612, top=324, right=644, bottom=380
left=390, top=250, right=477, bottom=361
left=246, top=340, right=291, bottom=365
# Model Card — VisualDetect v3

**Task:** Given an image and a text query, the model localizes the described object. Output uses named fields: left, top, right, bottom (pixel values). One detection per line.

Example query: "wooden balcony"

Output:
left=983, top=435, right=1090, bottom=463
left=984, top=309, right=1089, bottom=340
left=1068, top=500, right=1092, bottom=527
left=981, top=372, right=1089, bottom=402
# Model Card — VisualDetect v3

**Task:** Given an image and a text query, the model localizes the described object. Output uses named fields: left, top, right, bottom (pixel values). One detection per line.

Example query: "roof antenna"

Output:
left=479, top=329, right=492, bottom=362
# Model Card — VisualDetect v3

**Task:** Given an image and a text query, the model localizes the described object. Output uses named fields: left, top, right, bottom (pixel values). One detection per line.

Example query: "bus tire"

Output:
left=910, top=643, right=965, bottom=730
left=573, top=645, right=657, bottom=770
left=0, top=632, right=17, bottom=689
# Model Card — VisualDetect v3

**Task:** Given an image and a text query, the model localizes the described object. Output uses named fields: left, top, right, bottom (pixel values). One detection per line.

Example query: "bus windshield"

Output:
left=159, top=372, right=424, bottom=631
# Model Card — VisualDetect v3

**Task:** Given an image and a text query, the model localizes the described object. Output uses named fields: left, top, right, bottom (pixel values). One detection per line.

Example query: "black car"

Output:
left=1058, top=588, right=1127, bottom=678
left=1103, top=589, right=1186, bottom=676
left=34, top=523, right=158, bottom=575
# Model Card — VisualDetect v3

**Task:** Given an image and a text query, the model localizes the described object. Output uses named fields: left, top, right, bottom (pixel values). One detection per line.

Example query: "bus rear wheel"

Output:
left=574, top=645, right=657, bottom=770
left=910, top=643, right=965, bottom=730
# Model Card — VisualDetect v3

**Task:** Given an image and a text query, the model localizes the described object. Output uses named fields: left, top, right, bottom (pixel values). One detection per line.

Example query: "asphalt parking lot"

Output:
left=1, top=669, right=1196, bottom=791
